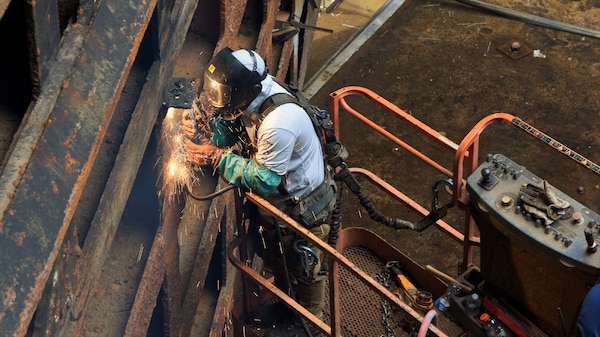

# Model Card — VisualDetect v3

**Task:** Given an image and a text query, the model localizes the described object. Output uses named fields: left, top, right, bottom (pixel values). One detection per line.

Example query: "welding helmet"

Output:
left=203, top=47, right=268, bottom=119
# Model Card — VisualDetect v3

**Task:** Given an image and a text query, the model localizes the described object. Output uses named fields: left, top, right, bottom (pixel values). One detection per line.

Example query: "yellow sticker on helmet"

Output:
left=208, top=64, right=216, bottom=73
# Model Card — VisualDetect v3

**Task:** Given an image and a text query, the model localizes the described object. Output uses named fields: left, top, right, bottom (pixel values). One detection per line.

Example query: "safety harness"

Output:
left=258, top=81, right=422, bottom=233
left=257, top=84, right=339, bottom=229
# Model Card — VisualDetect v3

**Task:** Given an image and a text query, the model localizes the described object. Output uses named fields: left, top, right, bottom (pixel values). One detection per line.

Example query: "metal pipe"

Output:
left=455, top=0, right=600, bottom=39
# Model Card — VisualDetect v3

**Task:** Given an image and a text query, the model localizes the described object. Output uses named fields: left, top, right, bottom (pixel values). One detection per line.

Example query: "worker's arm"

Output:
left=182, top=109, right=280, bottom=196
left=216, top=152, right=282, bottom=197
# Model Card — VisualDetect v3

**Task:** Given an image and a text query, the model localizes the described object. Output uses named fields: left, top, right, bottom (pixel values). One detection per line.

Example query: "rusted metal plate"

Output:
left=215, top=0, right=247, bottom=55
left=123, top=207, right=172, bottom=337
left=0, top=0, right=156, bottom=335
left=66, top=0, right=203, bottom=333
left=256, top=0, right=280, bottom=72
left=297, top=0, right=319, bottom=89
left=276, top=38, right=294, bottom=81
left=179, top=182, right=237, bottom=335
left=497, top=39, right=533, bottom=60
left=27, top=0, right=60, bottom=93
left=0, top=18, right=90, bottom=337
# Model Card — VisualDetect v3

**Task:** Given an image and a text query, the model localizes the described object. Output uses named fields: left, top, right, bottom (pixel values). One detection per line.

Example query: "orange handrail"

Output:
left=328, top=86, right=600, bottom=273
left=329, top=86, right=479, bottom=271
left=330, top=86, right=461, bottom=179
left=226, top=86, right=600, bottom=337
left=231, top=192, right=450, bottom=337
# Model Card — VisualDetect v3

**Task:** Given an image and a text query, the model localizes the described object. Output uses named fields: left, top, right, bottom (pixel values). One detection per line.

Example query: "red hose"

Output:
left=418, top=309, right=439, bottom=336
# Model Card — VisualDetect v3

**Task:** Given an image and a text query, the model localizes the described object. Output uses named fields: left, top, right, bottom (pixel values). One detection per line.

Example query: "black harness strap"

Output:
left=257, top=89, right=336, bottom=225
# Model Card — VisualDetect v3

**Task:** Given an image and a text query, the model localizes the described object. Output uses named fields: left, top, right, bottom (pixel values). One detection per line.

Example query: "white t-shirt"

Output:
left=255, top=102, right=325, bottom=198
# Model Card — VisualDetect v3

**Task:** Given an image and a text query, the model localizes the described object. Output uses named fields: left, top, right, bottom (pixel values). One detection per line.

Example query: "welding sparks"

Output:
left=168, top=162, right=176, bottom=177
left=158, top=107, right=195, bottom=205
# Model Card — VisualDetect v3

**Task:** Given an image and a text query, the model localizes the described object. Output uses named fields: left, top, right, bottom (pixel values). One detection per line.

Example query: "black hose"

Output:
left=455, top=0, right=600, bottom=39
left=356, top=190, right=415, bottom=230
left=319, top=183, right=343, bottom=275
left=327, top=182, right=343, bottom=247
left=334, top=166, right=415, bottom=231
left=186, top=183, right=235, bottom=201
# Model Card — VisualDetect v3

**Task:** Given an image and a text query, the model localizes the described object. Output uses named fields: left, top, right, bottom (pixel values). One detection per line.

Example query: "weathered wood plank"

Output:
left=0, top=0, right=155, bottom=335
left=297, top=0, right=319, bottom=89
left=256, top=0, right=280, bottom=72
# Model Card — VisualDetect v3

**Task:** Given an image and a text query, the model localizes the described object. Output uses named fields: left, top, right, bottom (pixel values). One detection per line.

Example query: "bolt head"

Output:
left=510, top=41, right=522, bottom=52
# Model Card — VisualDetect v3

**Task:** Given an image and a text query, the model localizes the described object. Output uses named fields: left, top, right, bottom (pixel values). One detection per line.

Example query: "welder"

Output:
left=181, top=47, right=336, bottom=337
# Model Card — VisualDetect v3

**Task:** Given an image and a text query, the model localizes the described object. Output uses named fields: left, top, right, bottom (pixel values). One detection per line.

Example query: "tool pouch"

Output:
left=287, top=171, right=337, bottom=228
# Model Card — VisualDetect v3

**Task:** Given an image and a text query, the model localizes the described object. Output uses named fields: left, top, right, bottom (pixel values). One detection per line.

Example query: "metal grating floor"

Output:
left=324, top=246, right=466, bottom=337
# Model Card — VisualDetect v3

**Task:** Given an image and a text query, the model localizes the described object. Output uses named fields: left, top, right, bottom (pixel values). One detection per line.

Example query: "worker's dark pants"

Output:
left=270, top=223, right=331, bottom=320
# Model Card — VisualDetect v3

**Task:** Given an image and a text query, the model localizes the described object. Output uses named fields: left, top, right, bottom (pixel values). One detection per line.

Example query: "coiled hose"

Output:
left=335, top=164, right=415, bottom=231
left=327, top=182, right=343, bottom=247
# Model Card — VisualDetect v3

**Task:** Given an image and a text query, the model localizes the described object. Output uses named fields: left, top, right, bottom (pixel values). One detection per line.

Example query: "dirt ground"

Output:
left=308, top=0, right=600, bottom=277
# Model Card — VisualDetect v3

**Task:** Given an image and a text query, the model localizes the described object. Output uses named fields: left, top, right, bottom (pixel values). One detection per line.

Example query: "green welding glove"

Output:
left=210, top=116, right=244, bottom=148
left=216, top=152, right=282, bottom=198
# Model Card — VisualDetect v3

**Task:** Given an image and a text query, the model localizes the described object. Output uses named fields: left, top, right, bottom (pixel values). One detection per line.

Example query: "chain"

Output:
left=374, top=270, right=392, bottom=288
left=381, top=300, right=397, bottom=337
left=374, top=270, right=398, bottom=337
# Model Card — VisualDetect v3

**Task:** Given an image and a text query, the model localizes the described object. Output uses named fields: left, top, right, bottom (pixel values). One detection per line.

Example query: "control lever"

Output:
left=479, top=167, right=498, bottom=190
left=585, top=228, right=597, bottom=253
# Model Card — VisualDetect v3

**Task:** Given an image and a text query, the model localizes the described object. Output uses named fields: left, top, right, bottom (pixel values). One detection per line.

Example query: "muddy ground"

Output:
left=308, top=0, right=600, bottom=277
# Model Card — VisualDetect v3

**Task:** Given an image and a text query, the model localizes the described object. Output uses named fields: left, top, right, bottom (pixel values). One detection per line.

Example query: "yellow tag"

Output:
left=208, top=64, right=216, bottom=73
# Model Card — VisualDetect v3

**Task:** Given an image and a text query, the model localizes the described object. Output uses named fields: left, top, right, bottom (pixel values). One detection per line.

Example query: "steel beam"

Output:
left=26, top=0, right=60, bottom=92
left=0, top=0, right=155, bottom=335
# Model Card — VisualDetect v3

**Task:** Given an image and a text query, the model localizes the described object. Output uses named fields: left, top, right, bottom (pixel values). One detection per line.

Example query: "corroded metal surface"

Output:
left=27, top=0, right=60, bottom=93
left=0, top=0, right=156, bottom=335
left=256, top=0, right=280, bottom=71
left=214, top=0, right=247, bottom=56
left=0, top=0, right=319, bottom=335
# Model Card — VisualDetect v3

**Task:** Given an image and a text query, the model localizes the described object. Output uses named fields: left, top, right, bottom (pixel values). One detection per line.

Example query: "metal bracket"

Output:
left=165, top=77, right=200, bottom=109
left=497, top=40, right=533, bottom=60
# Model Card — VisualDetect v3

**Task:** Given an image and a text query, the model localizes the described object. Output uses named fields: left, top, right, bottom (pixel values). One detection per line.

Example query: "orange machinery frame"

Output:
left=328, top=85, right=600, bottom=273
left=226, top=86, right=600, bottom=337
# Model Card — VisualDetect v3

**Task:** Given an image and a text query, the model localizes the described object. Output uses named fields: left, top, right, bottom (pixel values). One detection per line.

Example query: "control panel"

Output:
left=467, top=154, right=600, bottom=273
